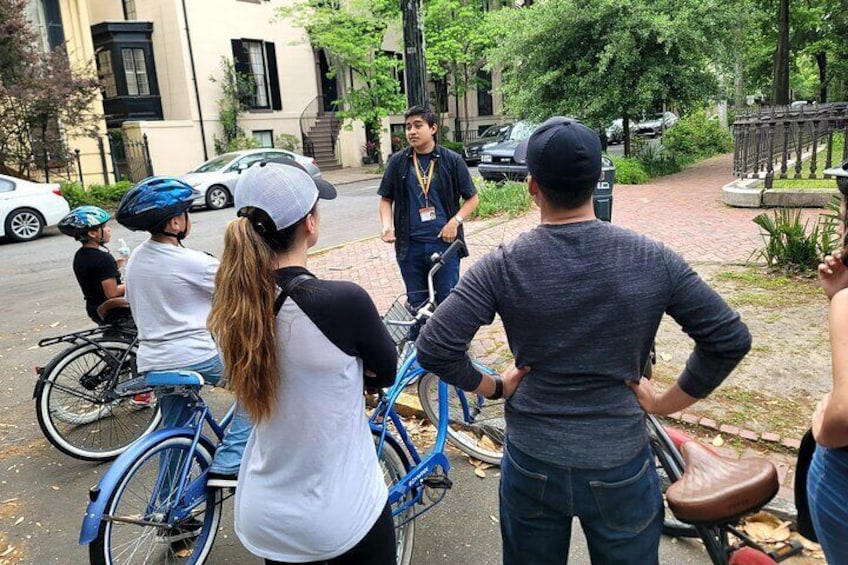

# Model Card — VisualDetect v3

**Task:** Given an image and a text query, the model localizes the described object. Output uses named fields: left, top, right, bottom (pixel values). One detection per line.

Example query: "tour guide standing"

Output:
left=378, top=105, right=479, bottom=307
left=415, top=117, right=752, bottom=564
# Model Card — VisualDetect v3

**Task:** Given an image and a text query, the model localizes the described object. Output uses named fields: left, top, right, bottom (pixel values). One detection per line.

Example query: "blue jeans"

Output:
left=808, top=445, right=848, bottom=563
left=500, top=439, right=662, bottom=565
left=157, top=354, right=252, bottom=474
left=397, top=239, right=460, bottom=308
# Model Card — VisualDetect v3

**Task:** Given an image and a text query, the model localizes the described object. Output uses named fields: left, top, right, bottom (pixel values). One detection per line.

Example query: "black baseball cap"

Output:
left=514, top=117, right=602, bottom=190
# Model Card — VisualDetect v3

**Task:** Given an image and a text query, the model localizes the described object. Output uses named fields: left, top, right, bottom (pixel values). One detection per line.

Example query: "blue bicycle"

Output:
left=79, top=371, right=232, bottom=564
left=372, top=239, right=503, bottom=564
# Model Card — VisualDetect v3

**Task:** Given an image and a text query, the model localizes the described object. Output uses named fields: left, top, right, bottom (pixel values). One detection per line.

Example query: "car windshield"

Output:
left=191, top=153, right=238, bottom=173
left=508, top=121, right=537, bottom=141
left=480, top=125, right=502, bottom=138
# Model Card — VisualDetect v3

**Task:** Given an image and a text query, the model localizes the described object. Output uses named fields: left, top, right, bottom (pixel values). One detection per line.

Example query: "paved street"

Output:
left=0, top=154, right=809, bottom=563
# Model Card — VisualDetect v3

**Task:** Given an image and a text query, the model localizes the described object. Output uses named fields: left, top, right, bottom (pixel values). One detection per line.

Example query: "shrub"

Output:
left=752, top=207, right=837, bottom=275
left=275, top=133, right=301, bottom=152
left=608, top=156, right=650, bottom=184
left=474, top=178, right=532, bottom=219
left=634, top=140, right=682, bottom=177
left=663, top=109, right=733, bottom=165
left=441, top=141, right=464, bottom=154
left=60, top=180, right=134, bottom=211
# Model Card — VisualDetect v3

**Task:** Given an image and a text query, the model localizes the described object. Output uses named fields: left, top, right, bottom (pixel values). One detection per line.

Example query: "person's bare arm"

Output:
left=101, top=277, right=125, bottom=299
left=379, top=197, right=395, bottom=242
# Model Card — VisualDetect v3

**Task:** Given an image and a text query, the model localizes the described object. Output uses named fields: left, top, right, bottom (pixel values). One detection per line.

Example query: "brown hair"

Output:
left=208, top=218, right=280, bottom=423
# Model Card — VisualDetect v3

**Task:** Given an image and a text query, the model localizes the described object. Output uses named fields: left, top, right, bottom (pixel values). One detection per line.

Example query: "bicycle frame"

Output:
left=369, top=350, right=452, bottom=521
left=79, top=389, right=234, bottom=545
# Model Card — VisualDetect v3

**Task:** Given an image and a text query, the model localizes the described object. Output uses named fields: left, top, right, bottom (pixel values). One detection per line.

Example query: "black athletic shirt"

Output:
left=73, top=247, right=121, bottom=323
left=274, top=266, right=397, bottom=387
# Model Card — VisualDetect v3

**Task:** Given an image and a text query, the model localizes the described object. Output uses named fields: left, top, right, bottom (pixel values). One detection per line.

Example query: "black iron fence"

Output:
left=107, top=133, right=153, bottom=183
left=733, top=102, right=848, bottom=188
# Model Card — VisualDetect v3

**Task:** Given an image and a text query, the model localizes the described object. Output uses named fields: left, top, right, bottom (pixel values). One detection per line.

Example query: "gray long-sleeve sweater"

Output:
left=416, top=220, right=751, bottom=469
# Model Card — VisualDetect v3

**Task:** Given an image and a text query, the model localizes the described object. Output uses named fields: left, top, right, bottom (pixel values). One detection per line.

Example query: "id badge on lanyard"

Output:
left=414, top=154, right=436, bottom=222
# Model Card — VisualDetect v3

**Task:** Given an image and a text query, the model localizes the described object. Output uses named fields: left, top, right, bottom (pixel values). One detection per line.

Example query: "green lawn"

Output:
left=770, top=133, right=844, bottom=188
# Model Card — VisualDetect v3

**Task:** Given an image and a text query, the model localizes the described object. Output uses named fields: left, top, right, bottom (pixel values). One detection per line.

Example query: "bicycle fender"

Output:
left=79, top=428, right=214, bottom=545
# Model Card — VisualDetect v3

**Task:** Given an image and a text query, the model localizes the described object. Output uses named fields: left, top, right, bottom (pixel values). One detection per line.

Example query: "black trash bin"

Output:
left=593, top=156, right=615, bottom=222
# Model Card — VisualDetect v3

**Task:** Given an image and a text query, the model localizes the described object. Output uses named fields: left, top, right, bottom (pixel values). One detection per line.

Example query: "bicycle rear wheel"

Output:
left=647, top=420, right=699, bottom=539
left=416, top=372, right=504, bottom=465
left=374, top=435, right=415, bottom=565
left=36, top=341, right=160, bottom=461
left=89, top=434, right=222, bottom=565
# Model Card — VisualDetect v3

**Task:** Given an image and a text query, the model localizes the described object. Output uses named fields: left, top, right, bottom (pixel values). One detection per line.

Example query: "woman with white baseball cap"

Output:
left=208, top=161, right=399, bottom=564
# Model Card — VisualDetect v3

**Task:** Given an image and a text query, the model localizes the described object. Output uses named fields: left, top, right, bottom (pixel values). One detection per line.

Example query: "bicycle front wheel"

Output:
left=36, top=341, right=160, bottom=461
left=89, top=435, right=222, bottom=565
left=375, top=436, right=416, bottom=565
left=416, top=372, right=505, bottom=465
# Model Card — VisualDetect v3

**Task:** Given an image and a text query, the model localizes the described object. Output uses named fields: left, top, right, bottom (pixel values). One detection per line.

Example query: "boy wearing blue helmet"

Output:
left=58, top=206, right=126, bottom=324
left=116, top=177, right=251, bottom=509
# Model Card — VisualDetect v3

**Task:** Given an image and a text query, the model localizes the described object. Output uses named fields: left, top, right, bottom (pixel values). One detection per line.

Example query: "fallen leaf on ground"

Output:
left=711, top=435, right=724, bottom=447
left=1, top=546, right=14, bottom=557
left=478, top=436, right=498, bottom=452
left=13, top=517, right=23, bottom=526
left=489, top=515, right=499, bottom=524
left=474, top=468, right=487, bottom=479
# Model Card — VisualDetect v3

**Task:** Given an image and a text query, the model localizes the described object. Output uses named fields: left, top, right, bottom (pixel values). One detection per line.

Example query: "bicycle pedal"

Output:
left=767, top=539, right=804, bottom=561
left=422, top=474, right=453, bottom=490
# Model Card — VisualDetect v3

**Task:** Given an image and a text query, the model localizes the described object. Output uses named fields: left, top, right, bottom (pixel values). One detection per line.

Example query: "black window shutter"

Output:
left=231, top=39, right=250, bottom=77
left=265, top=42, right=282, bottom=111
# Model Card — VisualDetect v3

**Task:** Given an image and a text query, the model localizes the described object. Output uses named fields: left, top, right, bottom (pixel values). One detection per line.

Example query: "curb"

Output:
left=722, top=178, right=837, bottom=208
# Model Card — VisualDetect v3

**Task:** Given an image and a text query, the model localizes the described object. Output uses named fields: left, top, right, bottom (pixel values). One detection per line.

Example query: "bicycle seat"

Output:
left=666, top=440, right=779, bottom=524
left=145, top=370, right=205, bottom=388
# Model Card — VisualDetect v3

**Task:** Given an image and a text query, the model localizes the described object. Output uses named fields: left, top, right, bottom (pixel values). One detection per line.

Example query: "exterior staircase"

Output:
left=306, top=117, right=342, bottom=171
left=300, top=96, right=342, bottom=171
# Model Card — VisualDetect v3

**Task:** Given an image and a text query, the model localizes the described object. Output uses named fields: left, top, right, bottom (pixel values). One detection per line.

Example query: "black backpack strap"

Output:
left=274, top=273, right=315, bottom=316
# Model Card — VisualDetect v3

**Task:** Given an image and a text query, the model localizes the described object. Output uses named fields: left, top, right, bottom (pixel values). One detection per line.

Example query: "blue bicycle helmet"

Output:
left=58, top=206, right=111, bottom=241
left=116, top=176, right=199, bottom=235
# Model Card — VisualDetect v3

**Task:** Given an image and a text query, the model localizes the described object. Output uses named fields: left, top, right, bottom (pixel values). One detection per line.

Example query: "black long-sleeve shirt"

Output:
left=416, top=220, right=751, bottom=468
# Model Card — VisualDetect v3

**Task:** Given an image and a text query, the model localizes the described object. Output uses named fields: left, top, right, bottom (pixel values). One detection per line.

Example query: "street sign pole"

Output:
left=402, top=0, right=429, bottom=109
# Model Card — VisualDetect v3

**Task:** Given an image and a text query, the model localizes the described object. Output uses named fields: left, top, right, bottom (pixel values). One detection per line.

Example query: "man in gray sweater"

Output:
left=416, top=117, right=751, bottom=565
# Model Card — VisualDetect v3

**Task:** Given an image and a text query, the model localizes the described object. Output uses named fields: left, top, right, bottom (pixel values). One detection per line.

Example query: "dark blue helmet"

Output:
left=58, top=206, right=111, bottom=240
left=116, top=176, right=199, bottom=232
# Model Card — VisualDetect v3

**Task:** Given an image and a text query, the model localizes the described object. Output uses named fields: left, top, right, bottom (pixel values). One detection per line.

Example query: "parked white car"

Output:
left=181, top=148, right=323, bottom=210
left=0, top=173, right=70, bottom=242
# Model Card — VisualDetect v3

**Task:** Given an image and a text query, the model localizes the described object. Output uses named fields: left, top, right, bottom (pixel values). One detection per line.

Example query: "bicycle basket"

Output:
left=381, top=296, right=416, bottom=346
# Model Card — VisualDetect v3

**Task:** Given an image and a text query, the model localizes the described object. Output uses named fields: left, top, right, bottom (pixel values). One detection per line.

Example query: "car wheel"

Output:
left=5, top=208, right=45, bottom=242
left=205, top=185, right=230, bottom=210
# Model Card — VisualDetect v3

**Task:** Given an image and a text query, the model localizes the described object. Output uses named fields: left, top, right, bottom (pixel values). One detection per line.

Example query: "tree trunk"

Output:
left=734, top=53, right=745, bottom=110
left=623, top=114, right=631, bottom=157
left=816, top=52, right=827, bottom=103
left=773, top=0, right=790, bottom=105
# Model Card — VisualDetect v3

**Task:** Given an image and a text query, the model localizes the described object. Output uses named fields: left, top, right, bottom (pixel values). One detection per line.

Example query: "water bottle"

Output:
left=118, top=238, right=131, bottom=259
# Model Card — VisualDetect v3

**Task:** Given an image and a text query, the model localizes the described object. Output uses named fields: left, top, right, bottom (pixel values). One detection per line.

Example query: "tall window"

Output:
left=97, top=51, right=117, bottom=98
left=122, top=0, right=137, bottom=19
left=245, top=41, right=269, bottom=108
left=476, top=69, right=493, bottom=116
left=122, top=49, right=150, bottom=96
left=231, top=39, right=282, bottom=110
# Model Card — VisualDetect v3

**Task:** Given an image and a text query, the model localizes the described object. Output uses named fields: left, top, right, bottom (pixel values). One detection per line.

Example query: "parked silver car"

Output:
left=180, top=149, right=322, bottom=210
left=633, top=112, right=678, bottom=138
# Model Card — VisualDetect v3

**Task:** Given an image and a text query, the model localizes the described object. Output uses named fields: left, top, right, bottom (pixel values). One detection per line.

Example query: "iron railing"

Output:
left=733, top=102, right=848, bottom=188
left=299, top=95, right=341, bottom=160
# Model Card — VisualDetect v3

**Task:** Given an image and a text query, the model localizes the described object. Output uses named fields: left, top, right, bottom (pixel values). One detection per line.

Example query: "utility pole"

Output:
left=402, top=0, right=429, bottom=109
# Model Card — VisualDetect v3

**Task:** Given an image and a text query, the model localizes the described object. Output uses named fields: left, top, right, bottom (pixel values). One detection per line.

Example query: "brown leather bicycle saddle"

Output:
left=666, top=440, right=779, bottom=524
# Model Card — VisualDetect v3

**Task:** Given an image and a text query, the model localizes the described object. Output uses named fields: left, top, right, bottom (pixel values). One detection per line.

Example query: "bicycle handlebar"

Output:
left=423, top=239, right=465, bottom=317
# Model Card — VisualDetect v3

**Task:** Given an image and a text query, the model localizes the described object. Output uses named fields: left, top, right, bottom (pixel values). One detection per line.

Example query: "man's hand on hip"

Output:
left=438, top=219, right=459, bottom=243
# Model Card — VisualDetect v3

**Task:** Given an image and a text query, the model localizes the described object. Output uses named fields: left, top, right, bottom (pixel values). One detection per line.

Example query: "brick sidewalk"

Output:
left=316, top=155, right=822, bottom=508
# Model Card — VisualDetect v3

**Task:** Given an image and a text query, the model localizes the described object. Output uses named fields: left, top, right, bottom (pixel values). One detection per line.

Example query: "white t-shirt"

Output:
left=234, top=269, right=398, bottom=562
left=124, top=239, right=219, bottom=373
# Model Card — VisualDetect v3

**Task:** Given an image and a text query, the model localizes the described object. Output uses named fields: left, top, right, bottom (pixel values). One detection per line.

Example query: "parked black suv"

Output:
left=463, top=123, right=513, bottom=165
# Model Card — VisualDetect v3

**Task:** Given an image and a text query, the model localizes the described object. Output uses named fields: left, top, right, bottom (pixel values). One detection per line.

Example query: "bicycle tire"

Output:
left=88, top=434, right=222, bottom=565
left=374, top=435, right=415, bottom=565
left=416, top=372, right=504, bottom=465
left=36, top=340, right=160, bottom=461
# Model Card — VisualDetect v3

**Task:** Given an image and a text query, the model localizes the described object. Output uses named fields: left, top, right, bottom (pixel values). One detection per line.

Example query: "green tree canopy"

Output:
left=278, top=0, right=407, bottom=137
left=486, top=0, right=730, bottom=152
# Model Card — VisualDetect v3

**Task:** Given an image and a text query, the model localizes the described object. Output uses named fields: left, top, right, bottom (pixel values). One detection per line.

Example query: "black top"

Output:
left=274, top=266, right=397, bottom=388
left=378, top=145, right=476, bottom=260
left=73, top=247, right=121, bottom=323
